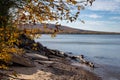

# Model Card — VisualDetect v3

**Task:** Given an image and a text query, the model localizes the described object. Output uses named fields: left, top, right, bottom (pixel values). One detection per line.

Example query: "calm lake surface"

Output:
left=35, top=34, right=120, bottom=80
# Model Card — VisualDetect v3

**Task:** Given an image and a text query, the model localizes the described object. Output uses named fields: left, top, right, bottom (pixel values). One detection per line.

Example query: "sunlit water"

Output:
left=35, top=34, right=120, bottom=80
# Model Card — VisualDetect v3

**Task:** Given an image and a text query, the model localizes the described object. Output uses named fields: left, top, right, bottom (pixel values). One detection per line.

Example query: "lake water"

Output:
left=35, top=34, right=120, bottom=80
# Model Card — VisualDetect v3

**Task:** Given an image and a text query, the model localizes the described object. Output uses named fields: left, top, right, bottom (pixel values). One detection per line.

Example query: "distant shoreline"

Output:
left=41, top=33, right=120, bottom=35
left=18, top=24, right=120, bottom=35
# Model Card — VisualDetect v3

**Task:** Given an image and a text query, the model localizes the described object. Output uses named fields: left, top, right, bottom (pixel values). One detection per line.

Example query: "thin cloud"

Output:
left=88, top=0, right=120, bottom=12
left=115, top=0, right=120, bottom=2
left=110, top=17, right=120, bottom=20
left=82, top=14, right=102, bottom=19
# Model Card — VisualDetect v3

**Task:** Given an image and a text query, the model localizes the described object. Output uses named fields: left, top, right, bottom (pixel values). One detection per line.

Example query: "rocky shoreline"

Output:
left=0, top=34, right=102, bottom=80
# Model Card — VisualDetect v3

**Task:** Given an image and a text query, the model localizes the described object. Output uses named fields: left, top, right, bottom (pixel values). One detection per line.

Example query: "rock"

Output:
left=46, top=49, right=61, bottom=57
left=59, top=51, right=64, bottom=55
left=89, top=62, right=95, bottom=68
left=36, top=42, right=44, bottom=50
left=59, top=51, right=68, bottom=57
left=25, top=53, right=49, bottom=60
left=80, top=55, right=84, bottom=58
left=65, top=52, right=77, bottom=60
left=10, top=53, right=35, bottom=67
left=58, top=51, right=66, bottom=57
left=70, top=56, right=77, bottom=60
left=66, top=52, right=73, bottom=54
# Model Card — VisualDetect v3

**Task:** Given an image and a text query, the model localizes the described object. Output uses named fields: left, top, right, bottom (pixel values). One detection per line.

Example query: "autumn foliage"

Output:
left=0, top=0, right=94, bottom=69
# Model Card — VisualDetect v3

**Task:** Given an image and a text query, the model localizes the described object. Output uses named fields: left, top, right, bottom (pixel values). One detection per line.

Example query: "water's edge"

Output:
left=35, top=34, right=120, bottom=80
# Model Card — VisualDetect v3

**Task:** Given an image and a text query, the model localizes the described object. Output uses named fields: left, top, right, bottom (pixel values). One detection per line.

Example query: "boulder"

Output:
left=10, top=53, right=35, bottom=67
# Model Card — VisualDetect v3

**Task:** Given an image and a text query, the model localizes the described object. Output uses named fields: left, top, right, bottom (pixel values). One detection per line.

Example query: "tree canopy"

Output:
left=0, top=0, right=95, bottom=69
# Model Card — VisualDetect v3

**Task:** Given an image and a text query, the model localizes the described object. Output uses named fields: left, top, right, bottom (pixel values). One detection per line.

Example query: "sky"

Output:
left=51, top=0, right=120, bottom=32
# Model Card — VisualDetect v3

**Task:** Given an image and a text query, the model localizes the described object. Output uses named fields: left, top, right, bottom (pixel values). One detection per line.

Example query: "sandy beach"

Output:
left=4, top=54, right=101, bottom=80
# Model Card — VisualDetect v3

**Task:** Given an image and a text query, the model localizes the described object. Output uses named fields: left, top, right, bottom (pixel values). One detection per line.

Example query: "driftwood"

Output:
left=25, top=53, right=49, bottom=60
left=65, top=53, right=95, bottom=68
left=77, top=55, right=95, bottom=68
left=35, top=60, right=54, bottom=64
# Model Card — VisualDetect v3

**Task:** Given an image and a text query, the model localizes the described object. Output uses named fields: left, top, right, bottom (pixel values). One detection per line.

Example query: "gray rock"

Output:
left=10, top=53, right=35, bottom=67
